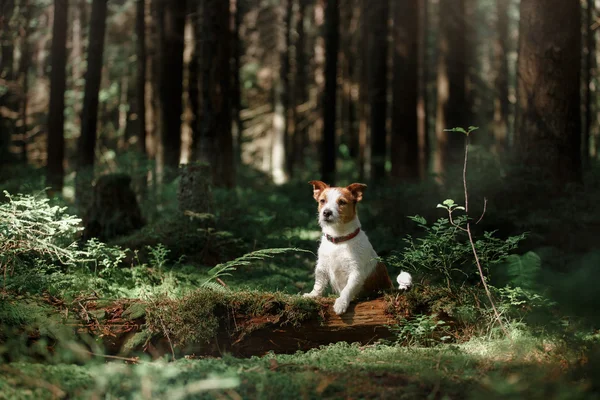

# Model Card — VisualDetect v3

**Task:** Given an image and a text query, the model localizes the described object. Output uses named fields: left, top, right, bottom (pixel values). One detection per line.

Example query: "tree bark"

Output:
left=434, top=0, right=468, bottom=180
left=198, top=0, right=234, bottom=187
left=390, top=0, right=419, bottom=181
left=292, top=0, right=309, bottom=171
left=157, top=0, right=186, bottom=178
left=368, top=0, right=389, bottom=182
left=583, top=0, right=595, bottom=167
left=516, top=0, right=582, bottom=186
left=46, top=0, right=68, bottom=194
left=231, top=0, right=243, bottom=167
left=492, top=0, right=510, bottom=155
left=17, top=0, right=31, bottom=163
left=321, top=0, right=339, bottom=184
left=271, top=0, right=290, bottom=185
left=135, top=0, right=147, bottom=156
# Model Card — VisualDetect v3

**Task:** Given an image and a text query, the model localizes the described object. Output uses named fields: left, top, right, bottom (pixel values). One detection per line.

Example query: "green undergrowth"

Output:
left=1, top=334, right=598, bottom=399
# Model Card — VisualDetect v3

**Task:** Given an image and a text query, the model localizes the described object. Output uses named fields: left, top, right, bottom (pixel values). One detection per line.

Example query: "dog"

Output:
left=303, top=181, right=412, bottom=314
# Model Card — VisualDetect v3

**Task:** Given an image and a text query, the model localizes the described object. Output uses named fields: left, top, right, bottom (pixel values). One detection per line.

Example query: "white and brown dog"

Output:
left=303, top=181, right=412, bottom=314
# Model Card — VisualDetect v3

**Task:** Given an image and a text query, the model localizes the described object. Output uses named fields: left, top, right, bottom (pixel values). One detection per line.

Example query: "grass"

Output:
left=3, top=160, right=600, bottom=398
left=0, top=334, right=597, bottom=399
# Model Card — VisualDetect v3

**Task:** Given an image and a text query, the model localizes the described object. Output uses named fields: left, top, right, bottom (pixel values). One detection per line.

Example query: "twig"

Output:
left=476, top=198, right=488, bottom=225
left=158, top=314, right=176, bottom=361
left=216, top=278, right=228, bottom=288
left=83, top=350, right=142, bottom=363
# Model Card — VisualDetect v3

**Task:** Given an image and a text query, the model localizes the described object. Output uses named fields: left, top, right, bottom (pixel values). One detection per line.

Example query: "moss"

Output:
left=122, top=302, right=146, bottom=320
left=122, top=330, right=153, bottom=353
left=145, top=288, right=322, bottom=349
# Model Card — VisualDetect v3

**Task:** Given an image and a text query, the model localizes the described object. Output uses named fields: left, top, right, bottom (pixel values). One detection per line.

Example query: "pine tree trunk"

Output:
left=198, top=0, right=234, bottom=187
left=46, top=0, right=68, bottom=194
left=232, top=0, right=244, bottom=167
left=434, top=0, right=467, bottom=179
left=272, top=0, right=290, bottom=185
left=368, top=0, right=388, bottom=182
left=492, top=0, right=509, bottom=155
left=0, top=0, right=16, bottom=164
left=516, top=0, right=582, bottom=186
left=357, top=0, right=369, bottom=180
left=390, top=0, right=419, bottom=181
left=157, top=0, right=186, bottom=178
left=76, top=0, right=108, bottom=204
left=321, top=0, right=338, bottom=184
left=292, top=0, right=309, bottom=170
left=584, top=0, right=595, bottom=167
left=417, top=0, right=429, bottom=178
left=136, top=0, right=147, bottom=155
left=17, top=0, right=31, bottom=163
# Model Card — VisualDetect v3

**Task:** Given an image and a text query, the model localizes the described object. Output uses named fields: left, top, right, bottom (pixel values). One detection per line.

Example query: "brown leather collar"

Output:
left=324, top=227, right=361, bottom=244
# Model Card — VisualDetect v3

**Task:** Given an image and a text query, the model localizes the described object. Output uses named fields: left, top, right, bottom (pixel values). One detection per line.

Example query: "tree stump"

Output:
left=177, top=163, right=214, bottom=215
left=83, top=173, right=145, bottom=241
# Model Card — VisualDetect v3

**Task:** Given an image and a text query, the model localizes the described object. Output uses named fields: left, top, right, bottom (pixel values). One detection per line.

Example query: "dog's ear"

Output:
left=346, top=183, right=367, bottom=202
left=308, top=180, right=329, bottom=201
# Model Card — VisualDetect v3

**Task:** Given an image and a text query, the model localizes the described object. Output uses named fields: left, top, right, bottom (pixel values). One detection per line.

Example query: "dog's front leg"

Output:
left=303, top=263, right=328, bottom=298
left=333, top=272, right=362, bottom=315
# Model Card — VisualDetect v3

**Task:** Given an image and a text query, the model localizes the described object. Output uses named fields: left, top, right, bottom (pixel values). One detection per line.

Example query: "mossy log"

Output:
left=83, top=295, right=407, bottom=358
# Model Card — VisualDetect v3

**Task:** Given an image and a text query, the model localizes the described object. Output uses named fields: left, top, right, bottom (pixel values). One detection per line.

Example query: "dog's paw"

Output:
left=303, top=292, right=318, bottom=299
left=333, top=298, right=349, bottom=315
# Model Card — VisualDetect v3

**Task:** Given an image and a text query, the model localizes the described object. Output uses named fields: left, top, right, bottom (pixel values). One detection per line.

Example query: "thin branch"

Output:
left=158, top=314, right=176, bottom=361
left=83, top=351, right=142, bottom=363
left=476, top=198, right=487, bottom=225
left=446, top=209, right=467, bottom=232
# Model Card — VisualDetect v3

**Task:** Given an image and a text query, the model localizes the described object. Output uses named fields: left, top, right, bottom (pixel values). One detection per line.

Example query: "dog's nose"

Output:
left=323, top=209, right=333, bottom=218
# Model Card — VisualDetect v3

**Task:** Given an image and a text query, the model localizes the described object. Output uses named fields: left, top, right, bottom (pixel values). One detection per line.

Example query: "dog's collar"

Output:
left=323, top=227, right=361, bottom=244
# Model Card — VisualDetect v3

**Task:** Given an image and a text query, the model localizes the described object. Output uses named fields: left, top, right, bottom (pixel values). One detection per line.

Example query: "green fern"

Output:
left=502, top=251, right=541, bottom=290
left=201, top=247, right=313, bottom=290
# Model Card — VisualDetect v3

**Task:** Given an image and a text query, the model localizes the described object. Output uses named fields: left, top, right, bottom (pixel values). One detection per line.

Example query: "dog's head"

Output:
left=308, top=181, right=367, bottom=226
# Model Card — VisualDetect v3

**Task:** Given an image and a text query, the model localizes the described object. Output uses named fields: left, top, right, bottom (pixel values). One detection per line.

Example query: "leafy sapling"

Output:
left=441, top=126, right=508, bottom=336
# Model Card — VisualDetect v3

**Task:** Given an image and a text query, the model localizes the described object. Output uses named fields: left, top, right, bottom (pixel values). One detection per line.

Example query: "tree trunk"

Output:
left=417, top=0, right=430, bottom=178
left=157, top=0, right=186, bottom=179
left=17, top=0, right=31, bottom=164
left=516, top=0, right=582, bottom=186
left=46, top=0, right=68, bottom=194
left=584, top=0, right=595, bottom=167
left=0, top=0, right=16, bottom=165
left=84, top=296, right=402, bottom=358
left=231, top=0, right=243, bottom=168
left=368, top=0, right=389, bottom=182
left=390, top=0, right=419, bottom=181
left=76, top=0, right=108, bottom=204
left=434, top=0, right=467, bottom=180
left=136, top=0, right=147, bottom=155
left=292, top=0, right=309, bottom=171
left=492, top=0, right=510, bottom=155
left=271, top=0, right=290, bottom=185
left=198, top=0, right=234, bottom=187
left=357, top=0, right=369, bottom=180
left=321, top=0, right=338, bottom=184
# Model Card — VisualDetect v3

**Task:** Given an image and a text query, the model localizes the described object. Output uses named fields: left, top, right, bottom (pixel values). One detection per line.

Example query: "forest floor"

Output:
left=2, top=165, right=600, bottom=399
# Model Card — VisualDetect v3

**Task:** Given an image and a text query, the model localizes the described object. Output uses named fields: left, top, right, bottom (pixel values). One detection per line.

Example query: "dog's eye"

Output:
left=338, top=199, right=347, bottom=206
left=319, top=198, right=326, bottom=204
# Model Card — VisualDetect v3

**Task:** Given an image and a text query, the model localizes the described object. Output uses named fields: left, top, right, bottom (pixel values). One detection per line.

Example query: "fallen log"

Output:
left=83, top=292, right=411, bottom=358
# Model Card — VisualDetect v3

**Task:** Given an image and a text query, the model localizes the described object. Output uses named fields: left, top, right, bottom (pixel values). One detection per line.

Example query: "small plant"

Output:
left=389, top=314, right=450, bottom=347
left=393, top=214, right=525, bottom=289
left=441, top=126, right=506, bottom=334
left=201, top=247, right=313, bottom=291
left=0, top=191, right=83, bottom=288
